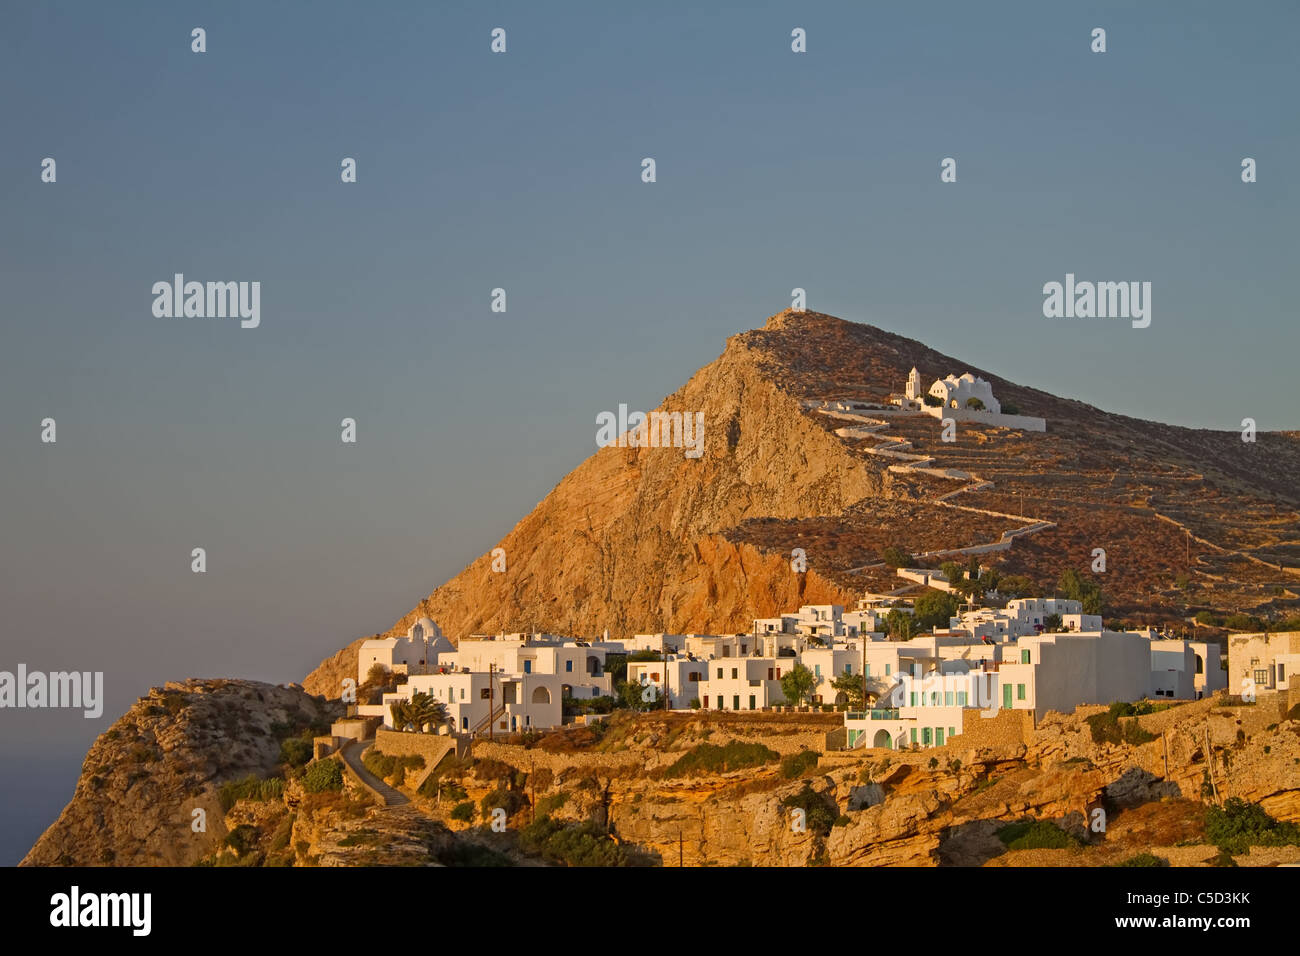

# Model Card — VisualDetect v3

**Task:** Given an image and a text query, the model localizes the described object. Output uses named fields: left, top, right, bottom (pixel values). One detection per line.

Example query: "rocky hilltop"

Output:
left=21, top=679, right=337, bottom=867
left=306, top=309, right=1300, bottom=696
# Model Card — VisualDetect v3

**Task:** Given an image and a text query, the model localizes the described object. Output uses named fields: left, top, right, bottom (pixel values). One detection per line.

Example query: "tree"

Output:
left=881, top=545, right=913, bottom=569
left=940, top=561, right=965, bottom=585
left=831, top=671, right=866, bottom=708
left=965, top=397, right=985, bottom=410
left=922, top=394, right=943, bottom=407
left=885, top=609, right=917, bottom=641
left=913, top=591, right=959, bottom=630
left=409, top=691, right=448, bottom=731
left=780, top=664, right=817, bottom=707
left=617, top=678, right=656, bottom=712
left=390, top=691, right=447, bottom=733
left=1042, top=614, right=1063, bottom=633
left=359, top=662, right=396, bottom=705
left=1058, top=569, right=1104, bottom=615
left=998, top=574, right=1037, bottom=597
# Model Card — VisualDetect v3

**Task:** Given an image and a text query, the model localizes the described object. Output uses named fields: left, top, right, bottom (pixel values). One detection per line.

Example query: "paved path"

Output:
left=340, top=740, right=409, bottom=807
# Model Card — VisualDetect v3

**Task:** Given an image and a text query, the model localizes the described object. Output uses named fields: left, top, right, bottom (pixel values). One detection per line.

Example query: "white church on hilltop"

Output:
left=897, top=367, right=1046, bottom=432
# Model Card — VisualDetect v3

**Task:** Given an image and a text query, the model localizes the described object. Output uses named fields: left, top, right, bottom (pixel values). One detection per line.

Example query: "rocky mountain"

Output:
left=306, top=309, right=1300, bottom=696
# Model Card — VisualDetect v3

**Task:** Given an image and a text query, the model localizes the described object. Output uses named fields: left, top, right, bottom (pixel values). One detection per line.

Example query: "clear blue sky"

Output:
left=1, top=1, right=1295, bottom=863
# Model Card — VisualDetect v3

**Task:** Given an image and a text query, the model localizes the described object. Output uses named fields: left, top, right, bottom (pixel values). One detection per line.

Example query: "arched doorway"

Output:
left=873, top=729, right=893, bottom=749
left=531, top=686, right=551, bottom=704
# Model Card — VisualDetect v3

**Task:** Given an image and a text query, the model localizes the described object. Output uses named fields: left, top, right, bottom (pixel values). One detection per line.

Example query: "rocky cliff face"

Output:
left=21, top=679, right=337, bottom=867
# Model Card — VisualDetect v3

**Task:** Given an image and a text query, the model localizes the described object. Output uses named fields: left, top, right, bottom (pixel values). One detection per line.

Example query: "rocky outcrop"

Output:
left=21, top=679, right=337, bottom=867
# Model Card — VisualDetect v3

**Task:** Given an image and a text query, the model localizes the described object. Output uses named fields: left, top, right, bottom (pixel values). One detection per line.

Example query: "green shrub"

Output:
left=780, top=750, right=820, bottom=779
left=536, top=792, right=569, bottom=816
left=450, top=801, right=475, bottom=822
left=480, top=787, right=529, bottom=820
left=1086, top=704, right=1158, bottom=746
left=279, top=737, right=314, bottom=768
left=1110, top=853, right=1170, bottom=867
left=996, top=820, right=1080, bottom=851
left=222, top=824, right=260, bottom=857
left=302, top=758, right=344, bottom=793
left=780, top=783, right=838, bottom=837
left=362, top=749, right=424, bottom=786
left=517, top=816, right=628, bottom=867
left=437, top=843, right=513, bottom=866
left=218, top=775, right=285, bottom=812
left=664, top=741, right=778, bottom=777
left=1205, top=798, right=1300, bottom=854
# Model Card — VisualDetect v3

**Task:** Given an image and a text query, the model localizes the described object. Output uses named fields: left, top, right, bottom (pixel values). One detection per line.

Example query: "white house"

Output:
left=1227, top=631, right=1300, bottom=697
left=439, top=633, right=612, bottom=700
left=356, top=617, right=455, bottom=684
left=627, top=656, right=707, bottom=709
left=698, top=657, right=787, bottom=711
left=391, top=670, right=563, bottom=735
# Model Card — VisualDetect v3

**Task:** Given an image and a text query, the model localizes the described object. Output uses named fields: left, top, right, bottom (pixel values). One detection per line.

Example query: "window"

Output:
left=865, top=663, right=871, bottom=677
left=945, top=692, right=953, bottom=706
left=931, top=693, right=939, bottom=706
left=844, top=664, right=852, bottom=674
left=459, top=688, right=465, bottom=700
left=910, top=692, right=917, bottom=707
left=717, top=668, right=723, bottom=679
left=731, top=668, right=738, bottom=679
left=732, top=695, right=740, bottom=710
left=703, top=696, right=709, bottom=708
left=748, top=695, right=756, bottom=710
left=480, top=688, right=490, bottom=699
left=949, top=726, right=956, bottom=738
left=814, top=665, right=821, bottom=678
left=461, top=716, right=468, bottom=730
left=523, top=660, right=532, bottom=673
left=592, top=688, right=599, bottom=697
left=651, top=672, right=660, bottom=682
left=1021, top=650, right=1030, bottom=664
left=1017, top=684, right=1026, bottom=700
left=776, top=667, right=782, bottom=678
left=1279, top=664, right=1286, bottom=682
left=689, top=671, right=701, bottom=682
left=767, top=668, right=774, bottom=680
left=935, top=728, right=944, bottom=745
left=957, top=691, right=966, bottom=706
left=922, top=728, right=932, bottom=745
left=885, top=664, right=891, bottom=676
left=1253, top=668, right=1267, bottom=687
left=910, top=728, right=918, bottom=744
left=741, top=644, right=747, bottom=654
left=564, top=660, right=572, bottom=672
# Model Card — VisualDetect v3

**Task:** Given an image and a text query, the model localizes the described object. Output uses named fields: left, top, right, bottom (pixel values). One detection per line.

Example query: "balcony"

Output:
left=845, top=708, right=900, bottom=721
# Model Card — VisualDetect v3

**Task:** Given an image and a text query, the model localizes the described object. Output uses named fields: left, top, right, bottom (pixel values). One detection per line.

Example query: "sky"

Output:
left=1, top=1, right=1296, bottom=864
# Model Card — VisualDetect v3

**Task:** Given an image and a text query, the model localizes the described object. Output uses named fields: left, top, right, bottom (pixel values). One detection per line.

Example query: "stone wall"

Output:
left=955, top=707, right=1035, bottom=753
